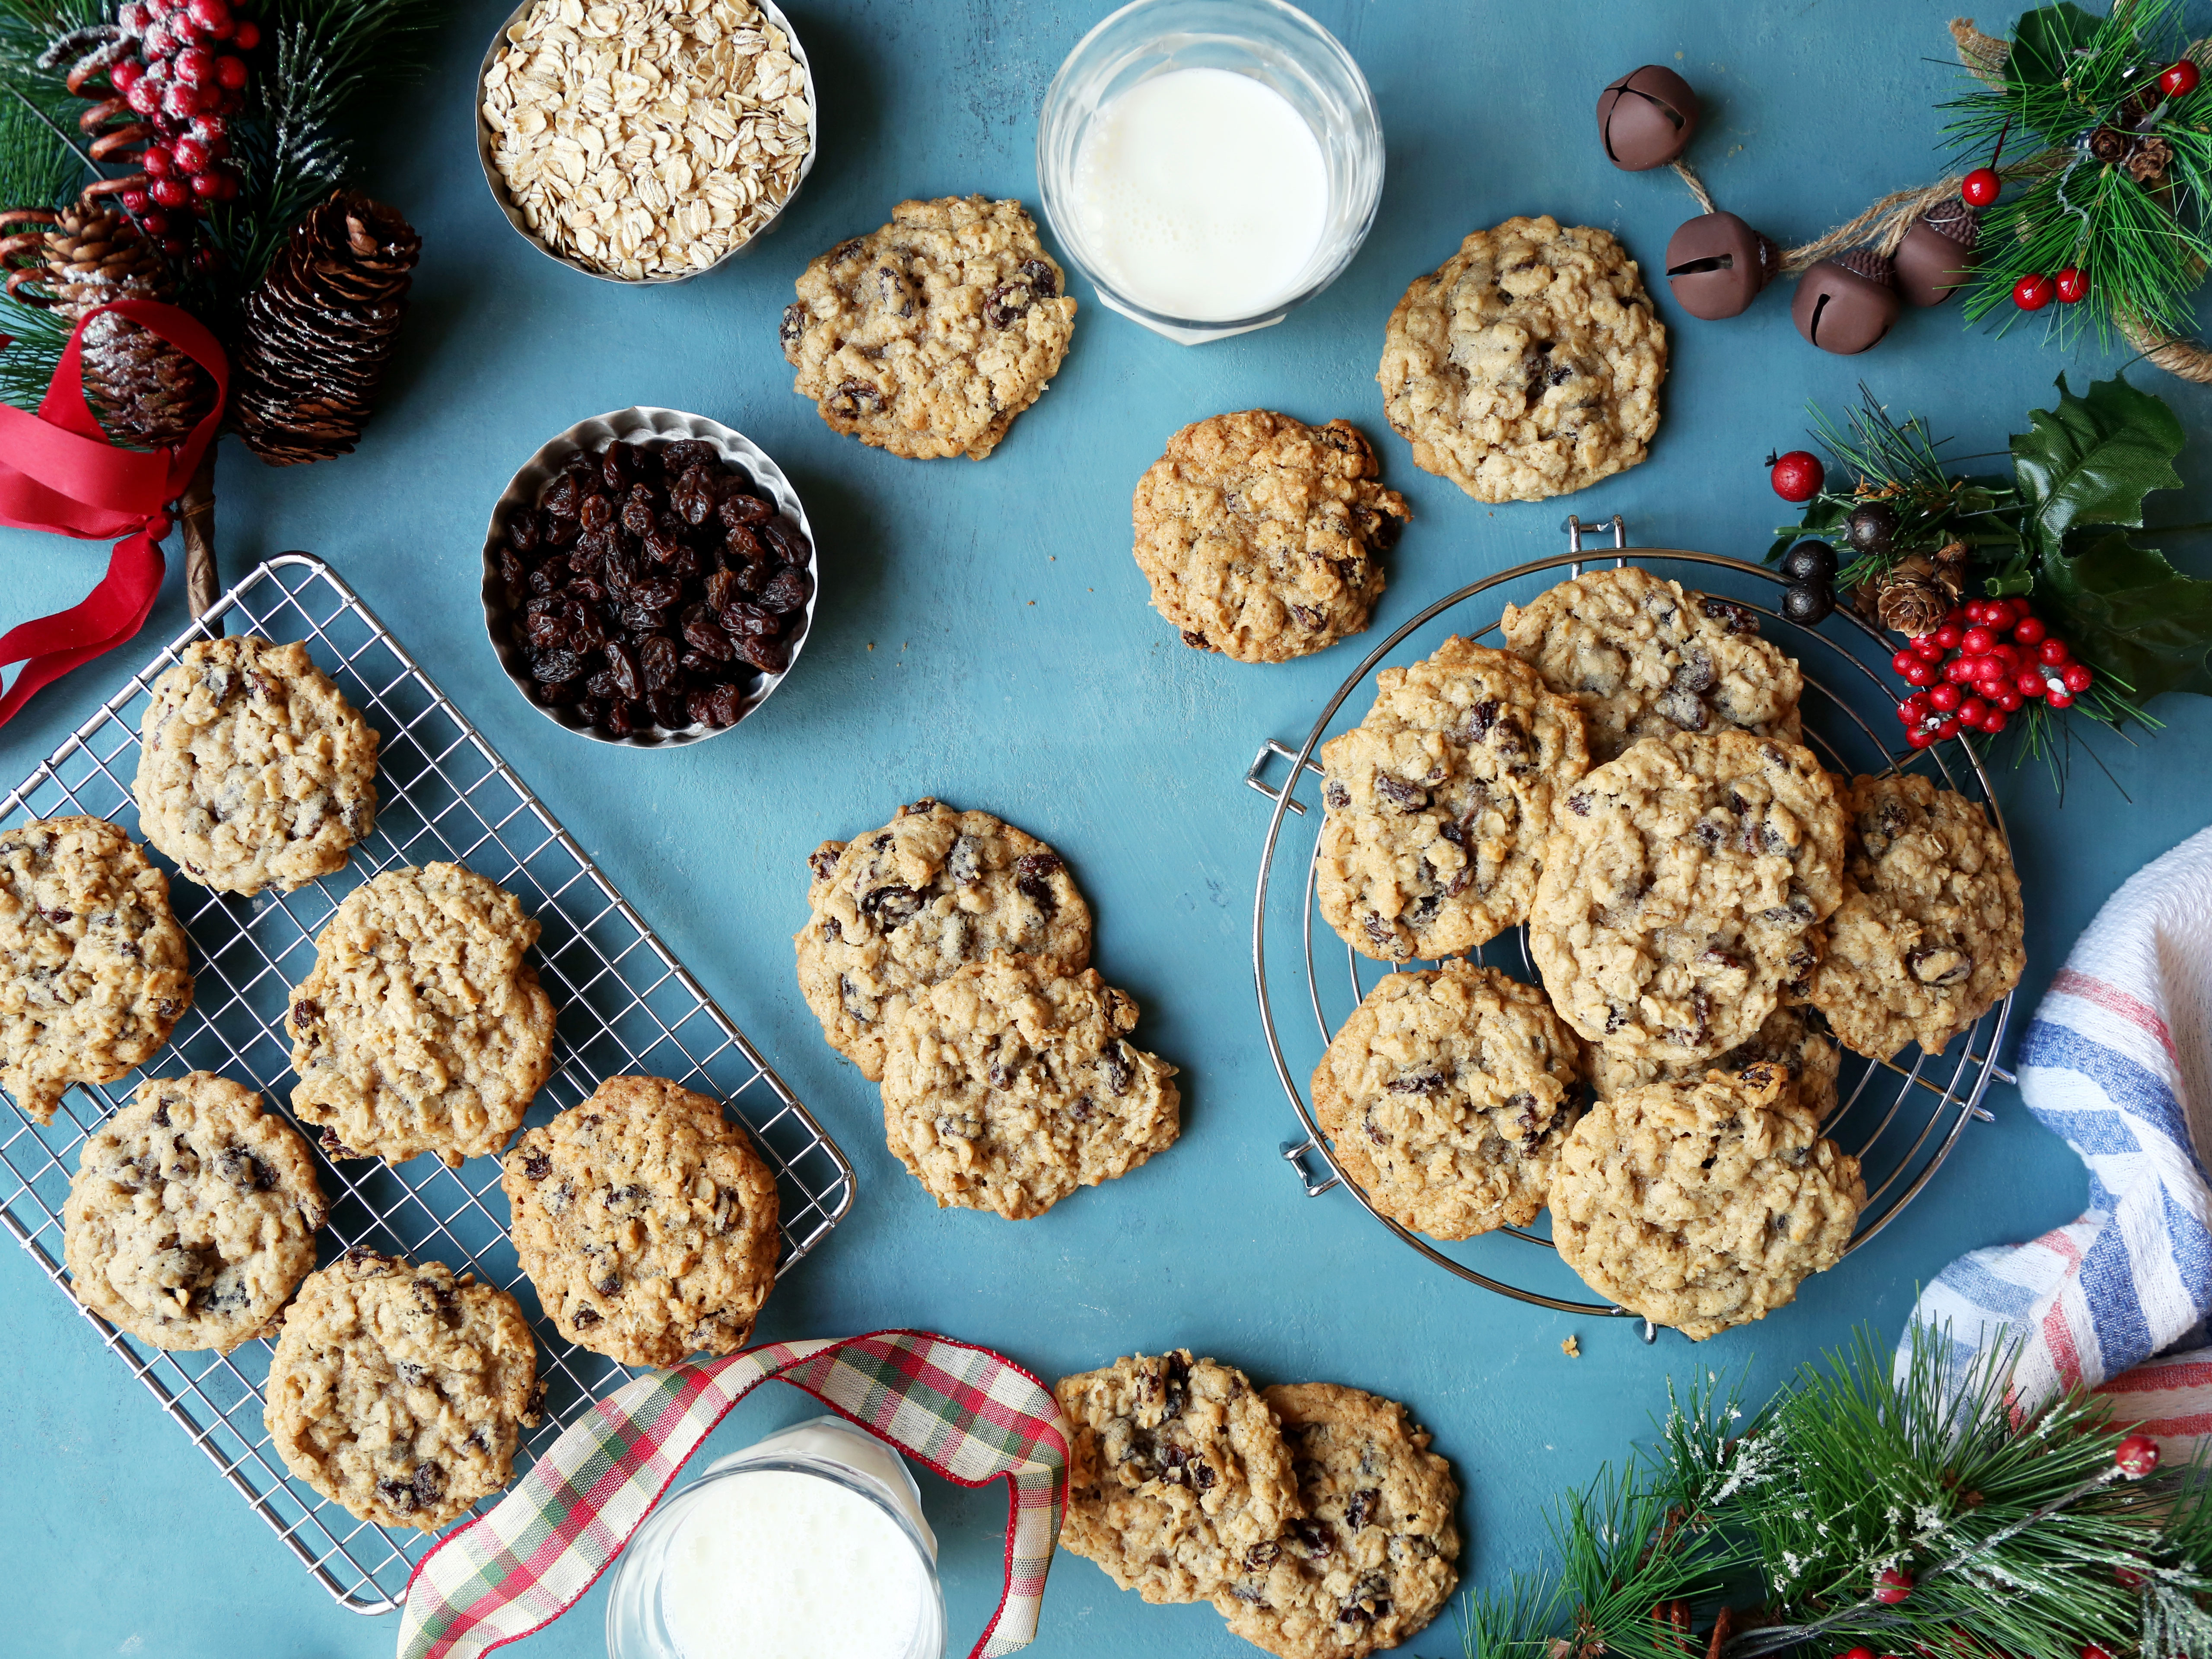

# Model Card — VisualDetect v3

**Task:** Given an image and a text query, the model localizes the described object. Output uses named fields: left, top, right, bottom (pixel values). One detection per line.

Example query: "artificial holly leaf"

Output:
left=2011, top=374, right=2184, bottom=553
left=2005, top=3, right=2104, bottom=88
left=2037, top=531, right=2212, bottom=702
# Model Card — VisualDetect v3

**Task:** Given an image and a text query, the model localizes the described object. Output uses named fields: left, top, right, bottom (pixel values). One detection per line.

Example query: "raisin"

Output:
left=573, top=1305, right=603, bottom=1327
left=521, top=1150, right=551, bottom=1181
left=1344, top=1489, right=1379, bottom=1531
left=779, top=300, right=807, bottom=360
left=862, top=884, right=923, bottom=925
left=1247, top=1541, right=1281, bottom=1568
left=720, top=491, right=774, bottom=529
left=761, top=519, right=810, bottom=566
left=1017, top=257, right=1058, bottom=298
left=758, top=565, right=814, bottom=613
left=724, top=602, right=782, bottom=639
left=604, top=640, right=642, bottom=701
left=832, top=378, right=881, bottom=413
left=661, top=440, right=718, bottom=471
left=413, top=1461, right=448, bottom=1507
left=621, top=491, right=657, bottom=537
left=215, top=1146, right=273, bottom=1191
left=376, top=1477, right=419, bottom=1515
left=510, top=511, right=541, bottom=554
left=681, top=604, right=735, bottom=661
left=1161, top=1351, right=1191, bottom=1417
left=578, top=492, right=613, bottom=532
left=666, top=466, right=715, bottom=526
left=639, top=634, right=680, bottom=692
left=704, top=682, right=746, bottom=725
left=1375, top=775, right=1428, bottom=811
left=983, top=281, right=1032, bottom=328
left=740, top=634, right=791, bottom=673
left=704, top=568, right=743, bottom=613
left=531, top=648, right=582, bottom=683
left=542, top=473, right=581, bottom=517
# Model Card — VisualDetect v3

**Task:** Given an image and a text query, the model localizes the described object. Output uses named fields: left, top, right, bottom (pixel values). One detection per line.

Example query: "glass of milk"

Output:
left=1038, top=0, right=1384, bottom=344
left=604, top=1415, right=947, bottom=1659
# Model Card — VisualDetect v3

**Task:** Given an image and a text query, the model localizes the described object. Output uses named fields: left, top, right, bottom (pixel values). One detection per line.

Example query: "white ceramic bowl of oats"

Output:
left=476, top=0, right=819, bottom=285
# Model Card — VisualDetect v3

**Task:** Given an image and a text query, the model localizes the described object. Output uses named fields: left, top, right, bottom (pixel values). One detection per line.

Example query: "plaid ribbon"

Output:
left=398, top=1330, right=1069, bottom=1659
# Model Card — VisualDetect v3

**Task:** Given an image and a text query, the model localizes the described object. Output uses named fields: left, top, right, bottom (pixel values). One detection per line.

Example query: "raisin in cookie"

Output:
left=134, top=635, right=379, bottom=895
left=0, top=815, right=192, bottom=1124
left=1806, top=773, right=2025, bottom=1061
left=1500, top=566, right=1804, bottom=763
left=1551, top=1067, right=1864, bottom=1339
left=1377, top=216, right=1666, bottom=504
left=1132, top=411, right=1410, bottom=664
left=881, top=957, right=1178, bottom=1220
left=64, top=1071, right=325, bottom=1353
left=1313, top=963, right=1583, bottom=1240
left=781, top=196, right=1075, bottom=461
left=1212, top=1384, right=1461, bottom=1659
left=1058, top=1350, right=1301, bottom=1604
left=265, top=1249, right=543, bottom=1531
left=1317, top=636, right=1589, bottom=962
left=1530, top=731, right=1845, bottom=1065
left=502, top=1075, right=779, bottom=1369
left=795, top=798, right=1092, bottom=1082
left=1592, top=1002, right=1841, bottom=1124
left=287, top=863, right=556, bottom=1168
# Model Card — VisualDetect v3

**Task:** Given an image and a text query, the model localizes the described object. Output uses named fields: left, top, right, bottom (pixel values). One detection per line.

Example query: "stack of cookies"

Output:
left=1308, top=566, right=2026, bottom=1339
left=1055, top=1348, right=1459, bottom=1659
left=795, top=798, right=1181, bottom=1219
left=7, top=635, right=790, bottom=1537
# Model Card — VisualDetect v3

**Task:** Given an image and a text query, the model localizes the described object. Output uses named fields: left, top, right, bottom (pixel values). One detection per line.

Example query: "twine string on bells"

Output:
left=0, top=297, right=227, bottom=729
left=1649, top=16, right=2212, bottom=380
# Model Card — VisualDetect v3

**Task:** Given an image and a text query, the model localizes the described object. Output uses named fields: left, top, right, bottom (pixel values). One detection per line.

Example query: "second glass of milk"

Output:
left=1038, top=0, right=1384, bottom=344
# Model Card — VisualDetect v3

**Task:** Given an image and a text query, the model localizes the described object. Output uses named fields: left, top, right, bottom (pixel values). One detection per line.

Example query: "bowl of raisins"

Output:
left=483, top=407, right=819, bottom=746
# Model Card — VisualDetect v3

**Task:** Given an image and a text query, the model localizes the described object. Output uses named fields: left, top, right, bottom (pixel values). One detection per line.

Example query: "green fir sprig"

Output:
left=1450, top=1325, right=2212, bottom=1659
left=1942, top=0, right=2212, bottom=346
left=208, top=0, right=443, bottom=289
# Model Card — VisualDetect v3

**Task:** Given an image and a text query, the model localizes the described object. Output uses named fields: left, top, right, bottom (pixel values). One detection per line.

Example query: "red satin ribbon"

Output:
left=0, top=299, right=228, bottom=728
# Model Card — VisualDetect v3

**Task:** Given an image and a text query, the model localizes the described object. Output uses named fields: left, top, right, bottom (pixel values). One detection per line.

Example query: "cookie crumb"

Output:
left=1561, top=1335, right=1581, bottom=1358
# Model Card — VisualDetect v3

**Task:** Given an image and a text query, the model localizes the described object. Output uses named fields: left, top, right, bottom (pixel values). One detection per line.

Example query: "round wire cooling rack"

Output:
left=1244, top=518, right=2020, bottom=1335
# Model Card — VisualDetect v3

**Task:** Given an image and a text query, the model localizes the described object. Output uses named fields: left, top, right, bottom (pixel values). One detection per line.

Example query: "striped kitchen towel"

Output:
left=397, top=1330, right=1068, bottom=1659
left=1906, top=823, right=2212, bottom=1454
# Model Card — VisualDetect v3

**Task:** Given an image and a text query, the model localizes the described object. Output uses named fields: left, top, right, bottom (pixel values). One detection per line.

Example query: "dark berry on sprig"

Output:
left=1767, top=449, right=1824, bottom=503
left=1781, top=583, right=1834, bottom=625
left=1844, top=502, right=1898, bottom=555
left=1779, top=540, right=1837, bottom=584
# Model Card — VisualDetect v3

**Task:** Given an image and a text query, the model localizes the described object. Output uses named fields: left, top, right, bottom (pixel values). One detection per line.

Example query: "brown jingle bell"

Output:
left=1663, top=211, right=1779, bottom=319
left=1596, top=65, right=1700, bottom=170
left=1891, top=198, right=1980, bottom=307
left=1791, top=248, right=1901, bottom=354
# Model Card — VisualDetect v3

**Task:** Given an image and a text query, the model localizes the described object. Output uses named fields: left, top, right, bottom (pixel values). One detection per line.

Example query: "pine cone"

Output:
left=0, top=200, right=214, bottom=449
left=2127, top=135, right=2173, bottom=185
left=1874, top=567, right=1951, bottom=636
left=232, top=190, right=422, bottom=466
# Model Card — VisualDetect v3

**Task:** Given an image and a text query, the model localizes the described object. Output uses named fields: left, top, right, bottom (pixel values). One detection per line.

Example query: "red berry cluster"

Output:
left=1889, top=596, right=2093, bottom=748
left=105, top=0, right=258, bottom=264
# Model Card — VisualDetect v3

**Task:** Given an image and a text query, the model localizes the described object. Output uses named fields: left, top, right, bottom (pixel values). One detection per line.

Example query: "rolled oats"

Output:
left=483, top=0, right=811, bottom=280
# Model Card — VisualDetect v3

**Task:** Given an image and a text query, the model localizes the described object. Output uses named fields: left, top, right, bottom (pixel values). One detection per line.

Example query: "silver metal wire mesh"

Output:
left=0, top=555, right=855, bottom=1612
left=1247, top=539, right=2015, bottom=1326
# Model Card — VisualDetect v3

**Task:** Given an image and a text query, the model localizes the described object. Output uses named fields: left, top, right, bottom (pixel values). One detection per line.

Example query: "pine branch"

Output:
left=0, top=290, right=69, bottom=410
left=209, top=0, right=444, bottom=285
left=1437, top=1325, right=2212, bottom=1659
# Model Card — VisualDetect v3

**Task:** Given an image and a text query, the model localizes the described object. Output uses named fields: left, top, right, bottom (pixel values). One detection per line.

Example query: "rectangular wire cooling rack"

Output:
left=0, top=554, right=855, bottom=1614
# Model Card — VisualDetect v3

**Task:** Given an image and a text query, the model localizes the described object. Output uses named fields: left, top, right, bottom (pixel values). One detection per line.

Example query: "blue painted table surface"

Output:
left=7, top=1, right=2212, bottom=1653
